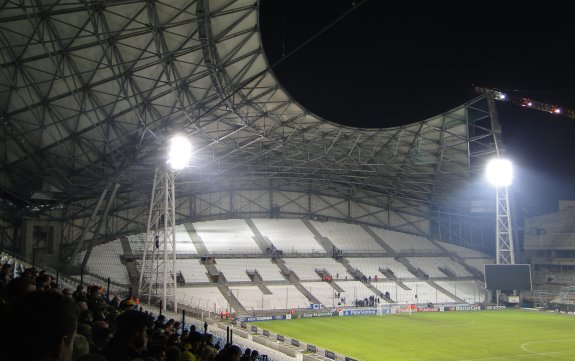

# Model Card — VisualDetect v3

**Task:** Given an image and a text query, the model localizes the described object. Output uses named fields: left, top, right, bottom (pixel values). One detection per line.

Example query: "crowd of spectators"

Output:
left=0, top=260, right=264, bottom=361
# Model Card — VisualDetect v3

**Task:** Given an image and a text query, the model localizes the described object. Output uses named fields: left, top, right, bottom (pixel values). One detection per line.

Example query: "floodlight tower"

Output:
left=486, top=158, right=515, bottom=265
left=139, top=136, right=191, bottom=312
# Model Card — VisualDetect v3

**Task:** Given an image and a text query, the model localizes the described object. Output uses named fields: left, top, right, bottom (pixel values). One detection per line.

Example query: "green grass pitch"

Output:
left=255, top=309, right=575, bottom=361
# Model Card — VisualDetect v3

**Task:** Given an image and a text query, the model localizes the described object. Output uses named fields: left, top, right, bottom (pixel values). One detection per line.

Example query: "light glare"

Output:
left=486, top=159, right=513, bottom=186
left=167, top=136, right=192, bottom=170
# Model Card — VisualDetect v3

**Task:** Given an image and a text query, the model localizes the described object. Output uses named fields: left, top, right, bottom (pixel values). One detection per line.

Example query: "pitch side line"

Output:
left=459, top=349, right=575, bottom=361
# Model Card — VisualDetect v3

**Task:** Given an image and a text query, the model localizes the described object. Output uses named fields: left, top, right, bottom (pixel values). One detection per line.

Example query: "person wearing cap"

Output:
left=109, top=297, right=136, bottom=324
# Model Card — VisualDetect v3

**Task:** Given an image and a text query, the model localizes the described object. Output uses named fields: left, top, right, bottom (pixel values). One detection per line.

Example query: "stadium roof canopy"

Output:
left=0, top=0, right=501, bottom=255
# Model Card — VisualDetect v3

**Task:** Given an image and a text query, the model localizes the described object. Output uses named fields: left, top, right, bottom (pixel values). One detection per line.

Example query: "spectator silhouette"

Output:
left=2, top=290, right=77, bottom=361
left=92, top=326, right=113, bottom=355
left=3, top=276, right=36, bottom=307
left=239, top=348, right=251, bottom=361
left=215, top=344, right=241, bottom=361
left=105, top=310, right=149, bottom=361
left=73, top=284, right=88, bottom=303
left=35, top=272, right=52, bottom=291
left=0, top=262, right=13, bottom=293
left=165, top=346, right=181, bottom=361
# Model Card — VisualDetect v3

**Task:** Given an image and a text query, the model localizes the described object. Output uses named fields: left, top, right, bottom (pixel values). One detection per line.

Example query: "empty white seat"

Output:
left=435, top=280, right=487, bottom=303
left=370, top=227, right=441, bottom=253
left=283, top=258, right=351, bottom=281
left=127, top=225, right=198, bottom=254
left=334, top=280, right=376, bottom=302
left=349, top=257, right=414, bottom=279
left=437, top=241, right=488, bottom=258
left=194, top=219, right=261, bottom=254
left=176, top=286, right=229, bottom=313
left=311, top=221, right=385, bottom=253
left=464, top=258, right=494, bottom=275
left=214, top=259, right=253, bottom=282
left=406, top=257, right=472, bottom=277
left=300, top=281, right=341, bottom=306
left=267, top=285, right=310, bottom=309
left=347, top=257, right=390, bottom=280
left=252, top=218, right=325, bottom=254
left=175, top=259, right=210, bottom=283
left=400, top=281, right=458, bottom=304
left=244, top=258, right=285, bottom=281
left=76, top=240, right=130, bottom=285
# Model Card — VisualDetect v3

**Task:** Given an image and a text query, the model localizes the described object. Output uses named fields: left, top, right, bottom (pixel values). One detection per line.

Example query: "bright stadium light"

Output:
left=486, top=158, right=513, bottom=187
left=167, top=136, right=192, bottom=170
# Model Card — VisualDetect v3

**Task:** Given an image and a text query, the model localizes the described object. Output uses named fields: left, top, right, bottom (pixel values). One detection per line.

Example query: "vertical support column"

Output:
left=139, top=168, right=159, bottom=306
left=139, top=167, right=178, bottom=312
left=229, top=190, right=234, bottom=218
left=495, top=186, right=515, bottom=265
left=167, top=170, right=178, bottom=312
left=308, top=189, right=312, bottom=219
left=67, top=185, right=109, bottom=270
left=347, top=189, right=352, bottom=222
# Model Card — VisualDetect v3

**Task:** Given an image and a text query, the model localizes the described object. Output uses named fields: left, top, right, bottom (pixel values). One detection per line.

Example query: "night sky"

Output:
left=259, top=0, right=575, bottom=216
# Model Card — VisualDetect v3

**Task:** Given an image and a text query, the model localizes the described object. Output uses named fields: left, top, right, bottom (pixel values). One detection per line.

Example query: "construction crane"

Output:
left=473, top=85, right=575, bottom=119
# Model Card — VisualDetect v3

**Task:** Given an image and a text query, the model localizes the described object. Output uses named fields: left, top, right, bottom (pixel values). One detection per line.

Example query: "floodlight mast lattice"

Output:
left=486, top=158, right=515, bottom=265
left=139, top=137, right=191, bottom=312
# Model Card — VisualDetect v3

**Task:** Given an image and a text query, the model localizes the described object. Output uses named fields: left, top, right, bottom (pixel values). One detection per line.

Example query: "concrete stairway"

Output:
left=119, top=236, right=134, bottom=256
left=337, top=257, right=381, bottom=296
left=362, top=225, right=397, bottom=254
left=429, top=239, right=485, bottom=279
left=427, top=280, right=465, bottom=303
left=272, top=258, right=294, bottom=280
left=395, top=256, right=428, bottom=279
left=293, top=282, right=322, bottom=305
left=301, top=219, right=339, bottom=254
left=379, top=266, right=396, bottom=279
left=217, top=284, right=247, bottom=314
left=244, top=219, right=276, bottom=253
left=118, top=236, right=140, bottom=291
left=394, top=280, right=412, bottom=291
left=247, top=270, right=272, bottom=295
left=271, top=258, right=321, bottom=304
left=185, top=223, right=210, bottom=255
left=204, top=262, right=221, bottom=283
left=438, top=266, right=457, bottom=279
